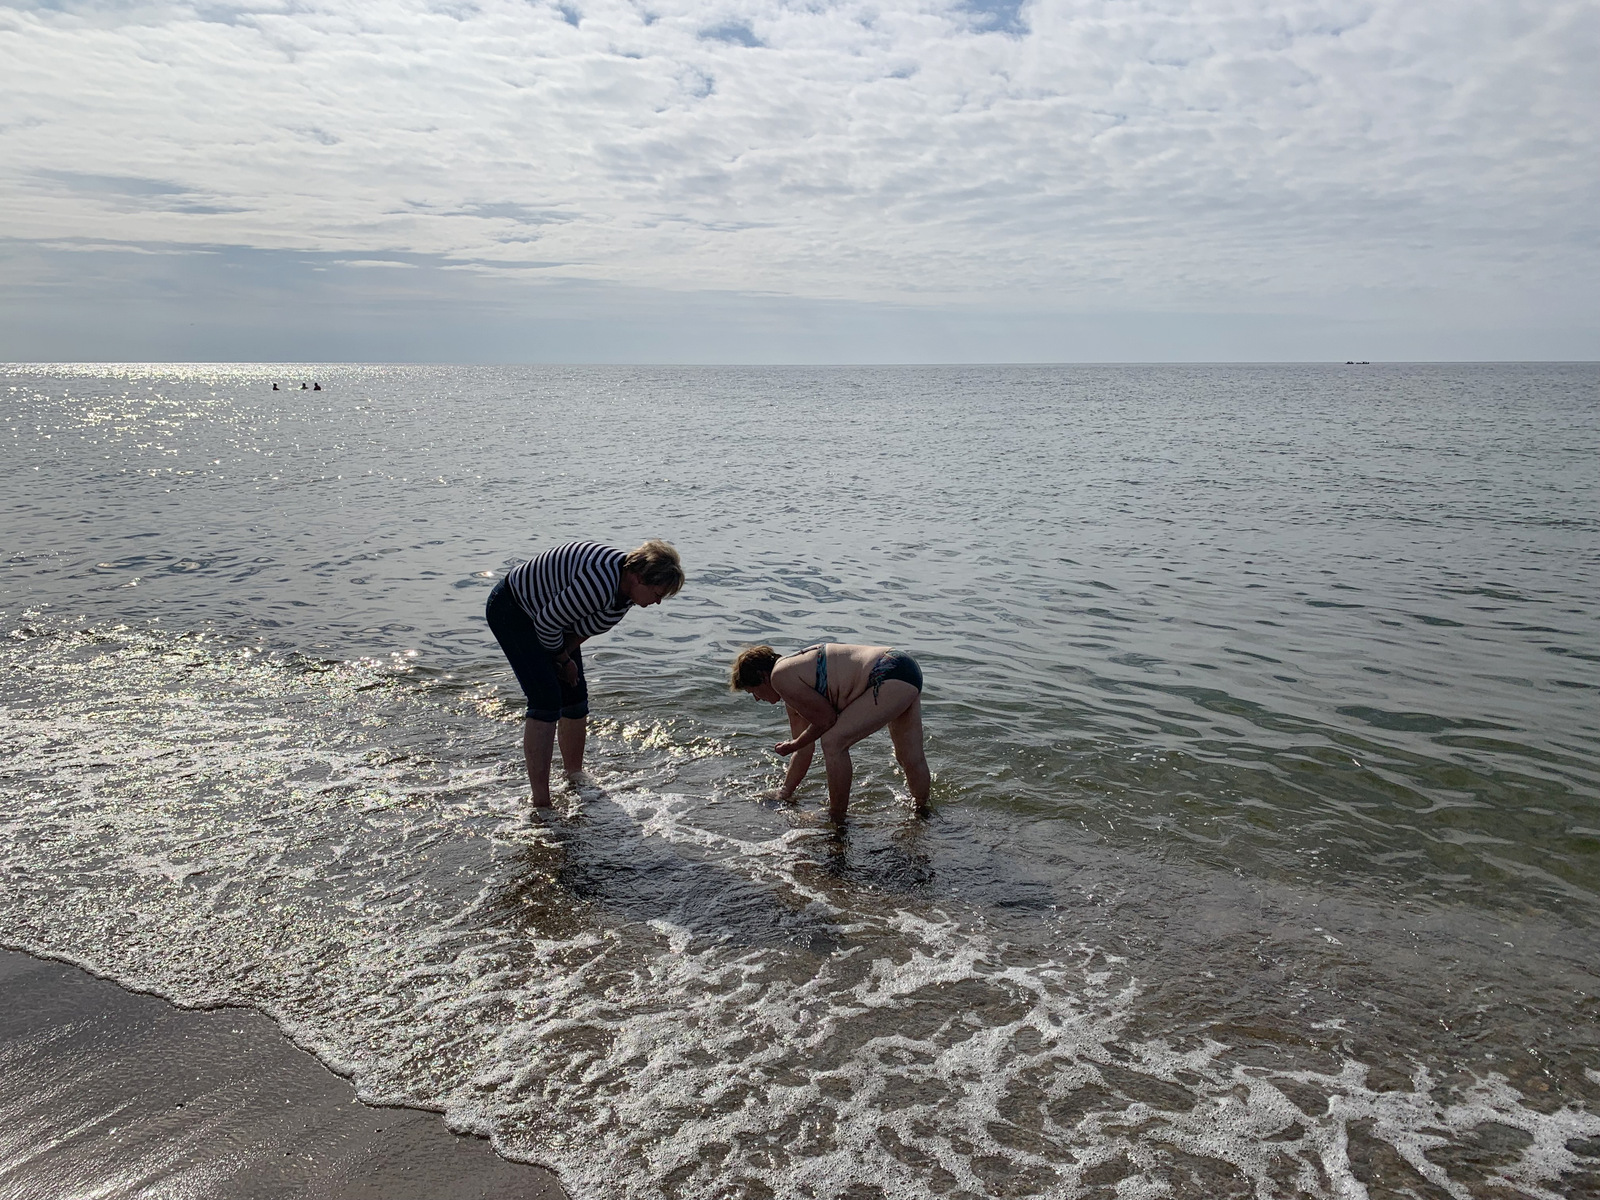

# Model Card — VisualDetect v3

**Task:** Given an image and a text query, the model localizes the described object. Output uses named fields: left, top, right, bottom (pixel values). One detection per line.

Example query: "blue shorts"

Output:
left=485, top=578, right=589, bottom=723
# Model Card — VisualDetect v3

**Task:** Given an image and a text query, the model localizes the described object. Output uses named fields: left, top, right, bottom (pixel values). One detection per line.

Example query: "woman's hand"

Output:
left=557, top=658, right=579, bottom=686
left=774, top=739, right=798, bottom=756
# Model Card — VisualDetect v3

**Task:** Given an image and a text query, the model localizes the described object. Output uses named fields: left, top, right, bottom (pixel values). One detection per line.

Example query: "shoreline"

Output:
left=0, top=948, right=565, bottom=1200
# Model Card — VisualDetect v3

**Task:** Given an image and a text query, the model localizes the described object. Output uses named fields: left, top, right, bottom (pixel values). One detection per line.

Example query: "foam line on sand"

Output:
left=0, top=949, right=566, bottom=1200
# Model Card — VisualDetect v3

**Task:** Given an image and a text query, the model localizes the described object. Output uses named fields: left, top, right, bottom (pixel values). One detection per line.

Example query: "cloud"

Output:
left=0, top=0, right=1594, bottom=355
left=958, top=0, right=1029, bottom=36
left=34, top=169, right=249, bottom=214
left=698, top=19, right=763, bottom=47
left=437, top=200, right=577, bottom=226
left=14, top=235, right=1590, bottom=363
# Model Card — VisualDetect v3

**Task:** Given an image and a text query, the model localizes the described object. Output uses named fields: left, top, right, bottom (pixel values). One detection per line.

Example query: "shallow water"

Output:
left=3, top=362, right=1598, bottom=1198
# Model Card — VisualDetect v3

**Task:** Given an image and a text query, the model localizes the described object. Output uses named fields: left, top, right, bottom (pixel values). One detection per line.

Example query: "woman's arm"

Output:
left=773, top=683, right=837, bottom=757
left=552, top=632, right=585, bottom=685
left=776, top=703, right=815, bottom=800
left=532, top=557, right=620, bottom=650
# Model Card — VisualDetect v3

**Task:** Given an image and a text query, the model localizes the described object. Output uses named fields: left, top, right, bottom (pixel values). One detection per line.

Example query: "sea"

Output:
left=2, top=362, right=1598, bottom=1199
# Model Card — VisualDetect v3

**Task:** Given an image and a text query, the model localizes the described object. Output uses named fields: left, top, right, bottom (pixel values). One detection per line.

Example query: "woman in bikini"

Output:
left=728, top=642, right=930, bottom=822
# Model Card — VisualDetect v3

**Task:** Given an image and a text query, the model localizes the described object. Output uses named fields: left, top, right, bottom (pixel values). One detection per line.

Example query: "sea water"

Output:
left=2, top=362, right=1597, bottom=1199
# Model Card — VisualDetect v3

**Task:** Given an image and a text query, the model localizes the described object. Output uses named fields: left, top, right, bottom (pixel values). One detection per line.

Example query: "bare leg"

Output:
left=558, top=715, right=586, bottom=775
left=818, top=680, right=919, bottom=823
left=889, top=696, right=931, bottom=807
left=522, top=718, right=557, bottom=807
left=823, top=746, right=854, bottom=823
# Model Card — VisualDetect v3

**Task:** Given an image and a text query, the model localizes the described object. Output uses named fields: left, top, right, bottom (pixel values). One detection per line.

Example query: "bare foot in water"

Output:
left=564, top=771, right=607, bottom=804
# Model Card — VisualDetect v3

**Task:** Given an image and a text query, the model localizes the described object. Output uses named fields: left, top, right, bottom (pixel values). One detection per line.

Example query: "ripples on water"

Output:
left=2, top=363, right=1598, bottom=1198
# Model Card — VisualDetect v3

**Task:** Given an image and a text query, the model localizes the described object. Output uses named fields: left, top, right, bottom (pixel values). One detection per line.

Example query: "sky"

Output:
left=2, top=0, right=1596, bottom=362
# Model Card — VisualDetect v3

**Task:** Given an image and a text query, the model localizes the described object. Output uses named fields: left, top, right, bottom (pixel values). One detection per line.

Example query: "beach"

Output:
left=2, top=361, right=1597, bottom=1198
left=0, top=949, right=563, bottom=1198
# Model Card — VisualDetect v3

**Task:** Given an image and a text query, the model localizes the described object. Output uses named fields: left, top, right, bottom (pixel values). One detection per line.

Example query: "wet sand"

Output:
left=0, top=949, right=566, bottom=1200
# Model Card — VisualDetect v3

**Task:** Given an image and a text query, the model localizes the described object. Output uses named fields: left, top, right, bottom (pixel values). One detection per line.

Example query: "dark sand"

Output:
left=0, top=949, right=566, bottom=1199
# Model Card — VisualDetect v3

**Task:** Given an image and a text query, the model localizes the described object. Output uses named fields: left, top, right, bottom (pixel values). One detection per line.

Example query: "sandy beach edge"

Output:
left=0, top=947, right=567, bottom=1199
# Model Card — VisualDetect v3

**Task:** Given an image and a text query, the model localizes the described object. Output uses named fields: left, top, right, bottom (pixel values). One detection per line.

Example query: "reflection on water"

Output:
left=2, top=363, right=1599, bottom=1197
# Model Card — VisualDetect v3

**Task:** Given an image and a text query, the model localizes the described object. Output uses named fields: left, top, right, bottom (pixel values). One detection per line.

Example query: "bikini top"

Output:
left=799, top=643, right=830, bottom=702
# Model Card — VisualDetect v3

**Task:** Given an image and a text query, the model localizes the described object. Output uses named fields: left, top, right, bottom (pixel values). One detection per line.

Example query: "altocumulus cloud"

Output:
left=1, top=0, right=1596, bottom=359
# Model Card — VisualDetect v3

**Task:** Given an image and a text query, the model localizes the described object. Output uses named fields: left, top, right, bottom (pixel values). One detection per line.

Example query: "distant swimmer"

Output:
left=730, top=642, right=930, bottom=822
left=487, top=540, right=684, bottom=809
left=301, top=383, right=308, bottom=389
left=272, top=383, right=279, bottom=390
left=313, top=382, right=322, bottom=391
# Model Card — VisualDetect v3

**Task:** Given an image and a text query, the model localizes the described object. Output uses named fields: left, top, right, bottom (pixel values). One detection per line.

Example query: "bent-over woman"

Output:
left=488, top=539, right=683, bottom=807
left=729, top=642, right=930, bottom=822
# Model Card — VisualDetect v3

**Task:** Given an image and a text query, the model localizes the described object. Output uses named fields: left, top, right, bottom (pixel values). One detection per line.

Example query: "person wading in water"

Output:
left=486, top=539, right=684, bottom=808
left=729, top=642, right=930, bottom=822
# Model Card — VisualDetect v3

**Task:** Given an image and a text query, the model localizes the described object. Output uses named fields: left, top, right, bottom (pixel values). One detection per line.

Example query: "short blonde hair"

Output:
left=622, top=539, right=685, bottom=597
left=729, top=645, right=779, bottom=691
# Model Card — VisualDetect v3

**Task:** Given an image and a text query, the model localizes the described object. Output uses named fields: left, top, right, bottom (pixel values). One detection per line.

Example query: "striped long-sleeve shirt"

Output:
left=506, top=541, right=631, bottom=651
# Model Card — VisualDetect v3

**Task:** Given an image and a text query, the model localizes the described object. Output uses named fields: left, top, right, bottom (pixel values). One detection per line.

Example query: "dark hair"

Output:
left=729, top=645, right=779, bottom=691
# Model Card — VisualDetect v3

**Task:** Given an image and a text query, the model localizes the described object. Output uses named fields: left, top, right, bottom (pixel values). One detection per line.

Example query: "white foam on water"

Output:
left=2, top=625, right=1596, bottom=1199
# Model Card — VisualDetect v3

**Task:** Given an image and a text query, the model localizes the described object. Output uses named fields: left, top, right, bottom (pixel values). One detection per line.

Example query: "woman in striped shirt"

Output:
left=486, top=539, right=684, bottom=808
